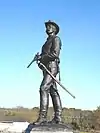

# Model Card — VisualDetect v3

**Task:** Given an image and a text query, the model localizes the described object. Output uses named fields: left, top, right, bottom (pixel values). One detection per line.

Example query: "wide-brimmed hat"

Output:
left=45, top=20, right=60, bottom=34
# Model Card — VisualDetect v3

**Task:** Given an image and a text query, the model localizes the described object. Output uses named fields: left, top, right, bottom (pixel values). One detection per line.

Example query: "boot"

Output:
left=33, top=88, right=49, bottom=125
left=50, top=111, right=62, bottom=124
left=50, top=86, right=62, bottom=124
left=33, top=111, right=47, bottom=125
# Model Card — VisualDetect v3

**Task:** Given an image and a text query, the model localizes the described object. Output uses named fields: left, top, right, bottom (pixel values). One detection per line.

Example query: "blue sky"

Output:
left=0, top=0, right=100, bottom=110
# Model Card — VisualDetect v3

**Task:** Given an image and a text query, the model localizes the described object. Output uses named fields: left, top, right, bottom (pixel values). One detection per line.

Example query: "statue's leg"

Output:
left=34, top=70, right=56, bottom=125
left=50, top=83, right=62, bottom=124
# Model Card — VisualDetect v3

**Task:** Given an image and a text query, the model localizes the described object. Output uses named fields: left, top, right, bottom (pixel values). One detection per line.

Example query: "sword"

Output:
left=38, top=61, right=76, bottom=99
left=27, top=54, right=75, bottom=99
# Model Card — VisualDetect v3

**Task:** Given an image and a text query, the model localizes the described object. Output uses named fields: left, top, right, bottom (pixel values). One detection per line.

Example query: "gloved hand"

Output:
left=38, top=62, right=44, bottom=70
left=37, top=55, right=41, bottom=60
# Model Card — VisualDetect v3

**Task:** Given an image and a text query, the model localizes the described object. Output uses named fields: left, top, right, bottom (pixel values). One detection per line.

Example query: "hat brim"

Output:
left=45, top=21, right=59, bottom=34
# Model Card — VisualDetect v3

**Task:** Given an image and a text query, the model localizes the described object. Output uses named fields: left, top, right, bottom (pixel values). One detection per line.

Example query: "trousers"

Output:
left=39, top=63, right=62, bottom=120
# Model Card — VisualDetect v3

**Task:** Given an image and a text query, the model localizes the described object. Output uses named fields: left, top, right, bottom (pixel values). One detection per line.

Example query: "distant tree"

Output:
left=97, top=106, right=100, bottom=110
left=4, top=110, right=16, bottom=116
left=32, top=107, right=39, bottom=111
left=71, top=121, right=80, bottom=130
left=16, top=106, right=24, bottom=109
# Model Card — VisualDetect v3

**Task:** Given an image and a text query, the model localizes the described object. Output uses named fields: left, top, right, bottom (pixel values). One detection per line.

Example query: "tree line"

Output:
left=0, top=106, right=100, bottom=131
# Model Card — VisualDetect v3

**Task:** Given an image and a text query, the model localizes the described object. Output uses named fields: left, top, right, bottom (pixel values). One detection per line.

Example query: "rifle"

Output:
left=27, top=52, right=39, bottom=68
left=27, top=53, right=76, bottom=99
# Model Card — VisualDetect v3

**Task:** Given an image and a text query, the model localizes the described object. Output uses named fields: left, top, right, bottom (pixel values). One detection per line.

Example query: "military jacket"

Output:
left=40, top=35, right=62, bottom=68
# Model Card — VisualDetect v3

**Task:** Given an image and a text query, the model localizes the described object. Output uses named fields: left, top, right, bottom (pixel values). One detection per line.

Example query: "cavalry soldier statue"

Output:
left=33, top=20, right=62, bottom=125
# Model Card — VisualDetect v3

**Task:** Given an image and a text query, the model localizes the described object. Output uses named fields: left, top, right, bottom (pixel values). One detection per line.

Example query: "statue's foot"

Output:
left=48, top=118, right=62, bottom=124
left=33, top=121, right=47, bottom=125
left=33, top=118, right=47, bottom=125
left=48, top=121, right=62, bottom=124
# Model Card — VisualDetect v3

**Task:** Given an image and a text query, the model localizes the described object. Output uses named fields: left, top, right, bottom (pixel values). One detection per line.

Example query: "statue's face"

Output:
left=46, top=24, right=56, bottom=35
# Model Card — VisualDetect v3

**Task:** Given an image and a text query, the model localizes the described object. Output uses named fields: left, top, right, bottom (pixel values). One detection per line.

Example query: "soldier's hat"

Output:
left=45, top=20, right=60, bottom=34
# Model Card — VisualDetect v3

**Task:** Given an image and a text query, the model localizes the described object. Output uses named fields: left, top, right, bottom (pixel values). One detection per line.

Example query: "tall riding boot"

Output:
left=33, top=89, right=49, bottom=125
left=50, top=87, right=62, bottom=124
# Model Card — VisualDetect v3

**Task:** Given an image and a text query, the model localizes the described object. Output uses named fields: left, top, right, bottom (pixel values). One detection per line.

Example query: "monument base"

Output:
left=24, top=123, right=74, bottom=133
left=0, top=121, right=77, bottom=133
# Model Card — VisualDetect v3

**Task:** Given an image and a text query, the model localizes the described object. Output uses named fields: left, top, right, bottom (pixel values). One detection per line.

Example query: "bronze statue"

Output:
left=27, top=20, right=75, bottom=126
left=34, top=20, right=62, bottom=125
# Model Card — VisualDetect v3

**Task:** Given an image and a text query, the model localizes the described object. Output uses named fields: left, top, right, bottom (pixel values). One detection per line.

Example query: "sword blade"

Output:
left=39, top=62, right=75, bottom=99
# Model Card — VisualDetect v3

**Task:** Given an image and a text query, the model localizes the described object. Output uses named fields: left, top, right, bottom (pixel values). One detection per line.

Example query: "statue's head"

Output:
left=45, top=20, right=59, bottom=35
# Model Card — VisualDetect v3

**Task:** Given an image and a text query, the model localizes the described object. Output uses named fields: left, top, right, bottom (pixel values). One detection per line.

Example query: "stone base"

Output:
left=24, top=123, right=73, bottom=133
left=28, top=130, right=73, bottom=133
left=0, top=121, right=75, bottom=133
